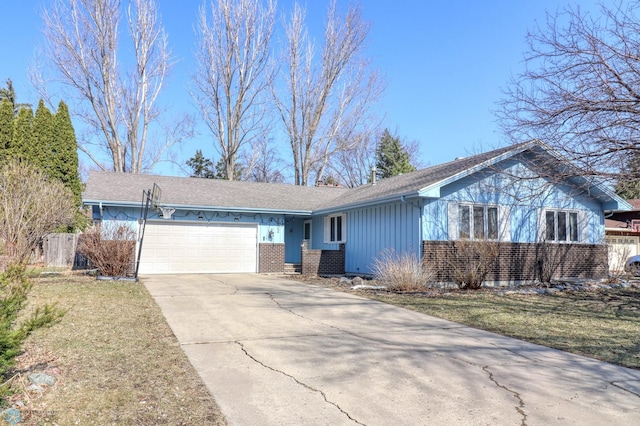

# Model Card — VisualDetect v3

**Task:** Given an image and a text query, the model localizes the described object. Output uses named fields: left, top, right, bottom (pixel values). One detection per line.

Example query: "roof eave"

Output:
left=418, top=143, right=532, bottom=197
left=82, top=199, right=313, bottom=216
left=312, top=192, right=422, bottom=214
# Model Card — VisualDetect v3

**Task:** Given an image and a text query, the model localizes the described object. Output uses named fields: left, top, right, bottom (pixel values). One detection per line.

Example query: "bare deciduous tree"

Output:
left=274, top=1, right=384, bottom=186
left=0, top=161, right=75, bottom=264
left=39, top=0, right=189, bottom=173
left=193, top=0, right=276, bottom=181
left=330, top=131, right=377, bottom=187
left=240, top=138, right=286, bottom=183
left=498, top=1, right=640, bottom=186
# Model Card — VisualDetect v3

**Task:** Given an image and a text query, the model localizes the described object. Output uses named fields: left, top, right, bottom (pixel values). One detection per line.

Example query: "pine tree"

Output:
left=0, top=99, right=13, bottom=161
left=375, top=129, right=416, bottom=180
left=186, top=150, right=215, bottom=178
left=615, top=153, right=640, bottom=199
left=0, top=79, right=17, bottom=112
left=11, top=107, right=33, bottom=161
left=29, top=100, right=54, bottom=170
left=214, top=158, right=243, bottom=180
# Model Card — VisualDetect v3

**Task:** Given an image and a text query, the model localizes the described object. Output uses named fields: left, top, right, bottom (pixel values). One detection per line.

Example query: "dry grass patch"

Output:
left=13, top=273, right=225, bottom=425
left=369, top=288, right=640, bottom=369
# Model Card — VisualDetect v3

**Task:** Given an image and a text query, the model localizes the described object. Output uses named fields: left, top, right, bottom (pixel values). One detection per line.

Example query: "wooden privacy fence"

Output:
left=43, top=233, right=87, bottom=269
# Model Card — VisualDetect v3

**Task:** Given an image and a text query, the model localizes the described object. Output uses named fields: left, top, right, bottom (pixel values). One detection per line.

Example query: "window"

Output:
left=544, top=210, right=579, bottom=242
left=303, top=220, right=312, bottom=246
left=324, top=214, right=346, bottom=243
left=458, top=205, right=499, bottom=240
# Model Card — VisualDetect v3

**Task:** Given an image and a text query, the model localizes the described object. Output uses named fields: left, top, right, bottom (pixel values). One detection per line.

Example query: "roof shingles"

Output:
left=82, top=142, right=532, bottom=213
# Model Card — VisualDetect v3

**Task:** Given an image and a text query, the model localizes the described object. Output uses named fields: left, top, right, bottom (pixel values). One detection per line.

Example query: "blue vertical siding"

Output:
left=430, top=157, right=608, bottom=244
left=331, top=200, right=420, bottom=275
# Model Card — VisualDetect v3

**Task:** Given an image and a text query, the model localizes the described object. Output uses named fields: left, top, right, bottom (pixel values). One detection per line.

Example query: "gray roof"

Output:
left=82, top=142, right=550, bottom=213
left=83, top=172, right=349, bottom=212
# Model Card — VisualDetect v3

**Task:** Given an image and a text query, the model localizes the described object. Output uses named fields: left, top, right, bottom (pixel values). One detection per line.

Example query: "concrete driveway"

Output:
left=143, top=274, right=640, bottom=425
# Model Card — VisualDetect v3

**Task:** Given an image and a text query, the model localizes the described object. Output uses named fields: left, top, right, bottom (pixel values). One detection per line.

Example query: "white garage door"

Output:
left=139, top=221, right=258, bottom=274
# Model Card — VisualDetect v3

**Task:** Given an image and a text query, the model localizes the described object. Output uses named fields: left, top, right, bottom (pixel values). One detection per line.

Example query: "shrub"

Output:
left=0, top=161, right=76, bottom=265
left=0, top=264, right=65, bottom=404
left=77, top=223, right=137, bottom=277
left=372, top=249, right=434, bottom=291
left=447, top=240, right=500, bottom=290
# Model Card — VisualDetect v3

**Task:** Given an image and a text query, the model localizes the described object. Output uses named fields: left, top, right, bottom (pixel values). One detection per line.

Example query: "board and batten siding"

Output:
left=425, top=157, right=607, bottom=244
left=341, top=201, right=421, bottom=275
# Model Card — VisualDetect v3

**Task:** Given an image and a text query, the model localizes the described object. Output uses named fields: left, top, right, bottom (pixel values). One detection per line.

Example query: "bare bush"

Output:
left=77, top=223, right=136, bottom=277
left=447, top=240, right=500, bottom=290
left=372, top=249, right=434, bottom=291
left=0, top=161, right=75, bottom=265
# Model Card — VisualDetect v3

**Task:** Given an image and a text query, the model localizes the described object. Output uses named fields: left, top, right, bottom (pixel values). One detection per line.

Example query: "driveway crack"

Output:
left=610, top=381, right=640, bottom=398
left=483, top=365, right=527, bottom=426
left=235, top=341, right=365, bottom=425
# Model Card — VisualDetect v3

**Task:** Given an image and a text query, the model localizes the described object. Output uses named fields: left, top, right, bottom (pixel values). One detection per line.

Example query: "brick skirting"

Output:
left=422, top=241, right=609, bottom=284
left=259, top=243, right=285, bottom=273
left=301, top=240, right=345, bottom=276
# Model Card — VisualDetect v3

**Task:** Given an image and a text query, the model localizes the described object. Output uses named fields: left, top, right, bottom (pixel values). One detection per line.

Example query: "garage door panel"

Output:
left=139, top=221, right=257, bottom=274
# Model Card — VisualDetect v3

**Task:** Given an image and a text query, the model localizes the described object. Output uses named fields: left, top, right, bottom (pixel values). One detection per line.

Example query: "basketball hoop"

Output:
left=158, top=206, right=175, bottom=219
left=151, top=183, right=162, bottom=210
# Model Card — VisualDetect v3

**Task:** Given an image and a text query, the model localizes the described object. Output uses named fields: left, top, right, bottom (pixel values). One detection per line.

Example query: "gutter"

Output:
left=82, top=199, right=313, bottom=216
left=401, top=195, right=423, bottom=259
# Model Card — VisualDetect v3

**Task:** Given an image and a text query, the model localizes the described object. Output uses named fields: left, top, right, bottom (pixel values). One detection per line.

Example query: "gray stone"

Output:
left=339, top=277, right=352, bottom=285
left=28, top=373, right=56, bottom=387
left=27, top=384, right=44, bottom=393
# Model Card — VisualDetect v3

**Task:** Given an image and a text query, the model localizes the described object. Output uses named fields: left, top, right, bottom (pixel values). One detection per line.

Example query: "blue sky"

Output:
left=0, top=0, right=600, bottom=178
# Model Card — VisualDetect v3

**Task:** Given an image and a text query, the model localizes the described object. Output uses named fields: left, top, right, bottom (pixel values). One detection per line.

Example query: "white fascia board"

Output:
left=417, top=145, right=530, bottom=198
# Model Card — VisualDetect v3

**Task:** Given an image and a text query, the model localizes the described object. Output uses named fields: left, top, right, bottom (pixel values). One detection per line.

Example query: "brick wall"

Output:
left=422, top=240, right=609, bottom=284
left=301, top=240, right=345, bottom=276
left=259, top=243, right=285, bottom=273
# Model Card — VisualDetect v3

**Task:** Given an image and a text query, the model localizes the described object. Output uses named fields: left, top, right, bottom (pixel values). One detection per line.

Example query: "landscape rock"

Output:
left=351, top=276, right=364, bottom=286
left=28, top=372, right=56, bottom=387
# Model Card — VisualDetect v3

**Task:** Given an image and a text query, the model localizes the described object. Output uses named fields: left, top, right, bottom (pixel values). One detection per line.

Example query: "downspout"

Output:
left=400, top=196, right=423, bottom=257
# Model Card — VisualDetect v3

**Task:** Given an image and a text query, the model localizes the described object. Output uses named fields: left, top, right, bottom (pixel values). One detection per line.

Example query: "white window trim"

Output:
left=303, top=219, right=312, bottom=248
left=451, top=203, right=505, bottom=241
left=540, top=209, right=583, bottom=243
left=323, top=214, right=346, bottom=244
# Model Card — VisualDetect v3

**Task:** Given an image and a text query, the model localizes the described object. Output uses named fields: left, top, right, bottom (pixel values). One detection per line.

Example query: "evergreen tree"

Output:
left=615, top=153, right=640, bottom=199
left=11, top=107, right=33, bottom=161
left=30, top=100, right=54, bottom=170
left=0, top=99, right=13, bottom=161
left=375, top=129, right=416, bottom=180
left=54, top=101, right=83, bottom=229
left=0, top=79, right=17, bottom=111
left=186, top=150, right=215, bottom=178
left=214, top=157, right=243, bottom=180
left=0, top=79, right=29, bottom=114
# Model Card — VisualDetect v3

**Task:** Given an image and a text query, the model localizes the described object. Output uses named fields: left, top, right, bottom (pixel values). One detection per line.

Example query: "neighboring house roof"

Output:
left=605, top=199, right=640, bottom=230
left=83, top=140, right=631, bottom=213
